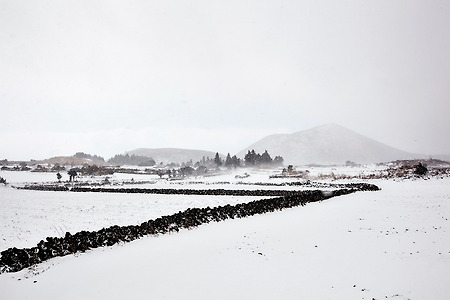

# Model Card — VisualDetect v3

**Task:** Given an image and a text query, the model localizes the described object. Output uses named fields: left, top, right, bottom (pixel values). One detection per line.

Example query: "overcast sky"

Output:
left=1, top=0, right=449, bottom=161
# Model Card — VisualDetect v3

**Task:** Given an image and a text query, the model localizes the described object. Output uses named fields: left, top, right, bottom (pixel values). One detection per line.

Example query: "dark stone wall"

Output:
left=1, top=184, right=379, bottom=274
left=17, top=182, right=379, bottom=195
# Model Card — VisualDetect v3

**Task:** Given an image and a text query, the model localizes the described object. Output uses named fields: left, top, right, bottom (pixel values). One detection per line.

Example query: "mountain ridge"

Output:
left=237, top=124, right=420, bottom=165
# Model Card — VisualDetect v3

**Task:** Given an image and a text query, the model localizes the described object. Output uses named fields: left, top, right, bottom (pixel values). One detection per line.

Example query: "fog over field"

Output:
left=1, top=0, right=450, bottom=160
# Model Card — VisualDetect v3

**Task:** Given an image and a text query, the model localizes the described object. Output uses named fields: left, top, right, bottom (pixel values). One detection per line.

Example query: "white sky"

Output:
left=1, top=0, right=449, bottom=160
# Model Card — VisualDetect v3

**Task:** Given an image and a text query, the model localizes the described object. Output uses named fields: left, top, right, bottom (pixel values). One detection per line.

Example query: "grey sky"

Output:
left=1, top=0, right=449, bottom=161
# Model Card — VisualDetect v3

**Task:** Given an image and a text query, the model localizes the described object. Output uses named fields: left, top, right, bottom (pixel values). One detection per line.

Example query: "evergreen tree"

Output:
left=244, top=150, right=256, bottom=166
left=214, top=152, right=222, bottom=166
left=231, top=155, right=241, bottom=168
left=260, top=150, right=273, bottom=164
left=225, top=153, right=233, bottom=168
left=244, top=149, right=283, bottom=167
left=273, top=155, right=284, bottom=165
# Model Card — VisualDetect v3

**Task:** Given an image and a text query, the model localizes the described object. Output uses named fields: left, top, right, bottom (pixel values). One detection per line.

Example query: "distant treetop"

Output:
left=108, top=154, right=156, bottom=166
left=244, top=150, right=283, bottom=167
left=73, top=152, right=105, bottom=162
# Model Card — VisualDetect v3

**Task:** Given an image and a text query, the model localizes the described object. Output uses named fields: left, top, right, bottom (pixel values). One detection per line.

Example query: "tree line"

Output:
left=73, top=152, right=105, bottom=162
left=243, top=150, right=284, bottom=166
left=212, top=150, right=283, bottom=168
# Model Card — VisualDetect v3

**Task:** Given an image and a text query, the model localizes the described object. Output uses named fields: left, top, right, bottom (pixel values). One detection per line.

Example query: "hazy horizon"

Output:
left=1, top=123, right=449, bottom=162
left=2, top=1, right=450, bottom=160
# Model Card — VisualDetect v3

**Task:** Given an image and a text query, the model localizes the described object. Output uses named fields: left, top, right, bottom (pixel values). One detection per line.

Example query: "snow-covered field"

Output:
left=1, top=169, right=449, bottom=299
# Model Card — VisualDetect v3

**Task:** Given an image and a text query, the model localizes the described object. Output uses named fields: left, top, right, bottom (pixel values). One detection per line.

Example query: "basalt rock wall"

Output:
left=1, top=185, right=379, bottom=274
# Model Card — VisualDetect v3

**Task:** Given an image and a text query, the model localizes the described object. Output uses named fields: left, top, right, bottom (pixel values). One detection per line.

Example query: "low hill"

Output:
left=238, top=124, right=420, bottom=166
left=126, top=148, right=220, bottom=165
left=30, top=156, right=107, bottom=166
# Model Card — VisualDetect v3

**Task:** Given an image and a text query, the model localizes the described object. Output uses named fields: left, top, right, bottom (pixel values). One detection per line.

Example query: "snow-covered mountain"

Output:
left=126, top=148, right=220, bottom=164
left=238, top=124, right=418, bottom=165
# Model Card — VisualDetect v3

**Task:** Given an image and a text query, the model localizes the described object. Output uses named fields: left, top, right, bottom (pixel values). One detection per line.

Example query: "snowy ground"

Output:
left=1, top=169, right=449, bottom=299
left=0, top=188, right=265, bottom=251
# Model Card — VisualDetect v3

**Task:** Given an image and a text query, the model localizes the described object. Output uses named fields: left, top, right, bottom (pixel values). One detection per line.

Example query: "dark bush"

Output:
left=414, top=163, right=428, bottom=176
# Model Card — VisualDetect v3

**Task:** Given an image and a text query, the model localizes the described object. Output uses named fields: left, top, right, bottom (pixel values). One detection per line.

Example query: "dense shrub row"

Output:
left=0, top=186, right=378, bottom=274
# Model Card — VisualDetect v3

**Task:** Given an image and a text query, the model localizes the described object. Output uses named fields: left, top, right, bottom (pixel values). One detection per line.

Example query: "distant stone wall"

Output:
left=16, top=182, right=378, bottom=195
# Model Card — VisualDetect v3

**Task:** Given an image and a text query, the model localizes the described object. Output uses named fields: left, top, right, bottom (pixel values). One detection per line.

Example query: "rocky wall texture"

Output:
left=0, top=184, right=379, bottom=274
left=17, top=182, right=379, bottom=195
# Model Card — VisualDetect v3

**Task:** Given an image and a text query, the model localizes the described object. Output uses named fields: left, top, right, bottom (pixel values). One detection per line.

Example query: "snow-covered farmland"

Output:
left=0, top=187, right=264, bottom=251
left=1, top=169, right=450, bottom=299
